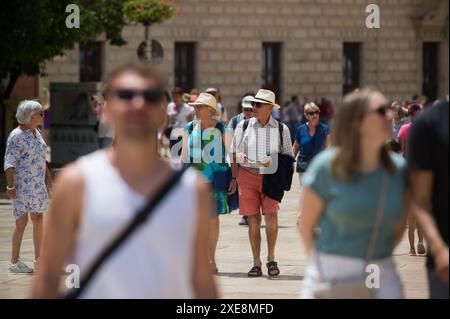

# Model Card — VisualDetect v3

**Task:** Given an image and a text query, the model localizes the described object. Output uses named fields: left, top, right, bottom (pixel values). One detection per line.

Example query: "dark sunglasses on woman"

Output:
left=113, top=88, right=163, bottom=104
left=373, top=105, right=390, bottom=117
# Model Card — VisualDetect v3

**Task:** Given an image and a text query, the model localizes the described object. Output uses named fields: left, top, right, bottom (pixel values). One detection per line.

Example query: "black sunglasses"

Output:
left=113, top=88, right=163, bottom=104
left=306, top=111, right=320, bottom=116
left=373, top=105, right=390, bottom=117
left=252, top=102, right=269, bottom=108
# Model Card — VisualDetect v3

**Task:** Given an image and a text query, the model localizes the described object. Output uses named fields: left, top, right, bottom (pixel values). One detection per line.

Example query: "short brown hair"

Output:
left=171, top=87, right=183, bottom=96
left=102, top=64, right=166, bottom=98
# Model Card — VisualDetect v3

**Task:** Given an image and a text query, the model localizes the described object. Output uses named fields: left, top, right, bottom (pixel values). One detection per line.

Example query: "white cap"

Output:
left=241, top=96, right=254, bottom=109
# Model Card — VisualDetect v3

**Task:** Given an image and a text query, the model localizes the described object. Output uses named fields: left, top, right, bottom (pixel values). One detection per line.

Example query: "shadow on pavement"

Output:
left=216, top=272, right=304, bottom=281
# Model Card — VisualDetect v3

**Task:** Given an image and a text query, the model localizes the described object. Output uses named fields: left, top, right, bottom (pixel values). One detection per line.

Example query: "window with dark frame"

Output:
left=343, top=42, right=361, bottom=95
left=422, top=42, right=439, bottom=102
left=262, top=43, right=282, bottom=101
left=175, top=42, right=196, bottom=92
left=79, top=42, right=103, bottom=82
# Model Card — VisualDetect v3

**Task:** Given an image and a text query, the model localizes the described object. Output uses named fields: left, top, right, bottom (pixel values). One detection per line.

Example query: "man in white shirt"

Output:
left=229, top=89, right=293, bottom=278
left=167, top=87, right=194, bottom=158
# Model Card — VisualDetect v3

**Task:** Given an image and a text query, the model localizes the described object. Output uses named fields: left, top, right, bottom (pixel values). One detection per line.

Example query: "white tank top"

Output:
left=70, top=151, right=198, bottom=298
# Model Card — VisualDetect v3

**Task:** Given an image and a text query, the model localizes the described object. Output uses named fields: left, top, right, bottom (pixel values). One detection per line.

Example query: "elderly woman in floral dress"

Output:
left=4, top=100, right=52, bottom=273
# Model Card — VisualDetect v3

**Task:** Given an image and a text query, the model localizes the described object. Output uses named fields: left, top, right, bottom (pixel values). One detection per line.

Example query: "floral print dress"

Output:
left=4, top=128, right=48, bottom=219
left=184, top=121, right=229, bottom=216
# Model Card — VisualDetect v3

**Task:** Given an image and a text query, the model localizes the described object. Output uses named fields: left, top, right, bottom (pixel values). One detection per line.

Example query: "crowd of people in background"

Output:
left=2, top=63, right=448, bottom=299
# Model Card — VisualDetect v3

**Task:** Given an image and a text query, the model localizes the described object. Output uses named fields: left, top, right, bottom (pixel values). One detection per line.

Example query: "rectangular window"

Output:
left=422, top=42, right=439, bottom=101
left=175, top=42, right=196, bottom=92
left=262, top=43, right=282, bottom=100
left=343, top=42, right=361, bottom=95
left=79, top=42, right=103, bottom=82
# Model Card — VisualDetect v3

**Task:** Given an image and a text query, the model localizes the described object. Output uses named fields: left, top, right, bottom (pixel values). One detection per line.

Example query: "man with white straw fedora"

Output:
left=230, top=89, right=294, bottom=277
left=181, top=92, right=233, bottom=275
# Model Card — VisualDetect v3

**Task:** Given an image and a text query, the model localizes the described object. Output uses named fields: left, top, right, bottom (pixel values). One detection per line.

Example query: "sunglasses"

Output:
left=372, top=105, right=390, bottom=117
left=251, top=102, right=270, bottom=108
left=113, top=88, right=163, bottom=104
left=306, top=111, right=320, bottom=116
left=243, top=108, right=254, bottom=112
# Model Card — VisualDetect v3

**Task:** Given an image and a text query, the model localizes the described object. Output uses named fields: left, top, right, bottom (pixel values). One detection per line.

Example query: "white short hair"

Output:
left=16, top=100, right=43, bottom=125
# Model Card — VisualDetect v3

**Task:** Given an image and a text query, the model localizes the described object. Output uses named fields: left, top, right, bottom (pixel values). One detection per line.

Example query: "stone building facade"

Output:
left=39, top=0, right=449, bottom=114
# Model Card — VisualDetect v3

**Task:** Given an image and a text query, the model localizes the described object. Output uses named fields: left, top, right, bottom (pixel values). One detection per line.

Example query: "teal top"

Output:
left=302, top=148, right=407, bottom=260
left=184, top=120, right=229, bottom=215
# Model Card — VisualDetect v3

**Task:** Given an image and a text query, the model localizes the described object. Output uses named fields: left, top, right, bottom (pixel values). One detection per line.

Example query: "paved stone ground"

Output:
left=0, top=173, right=428, bottom=299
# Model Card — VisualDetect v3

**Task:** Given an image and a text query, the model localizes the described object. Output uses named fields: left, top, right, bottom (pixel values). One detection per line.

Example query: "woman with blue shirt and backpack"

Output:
left=292, top=102, right=330, bottom=183
left=298, top=89, right=409, bottom=299
left=180, top=92, right=233, bottom=275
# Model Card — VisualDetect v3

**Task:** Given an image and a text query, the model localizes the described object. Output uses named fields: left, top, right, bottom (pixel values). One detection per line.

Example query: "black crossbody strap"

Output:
left=277, top=121, right=284, bottom=153
left=64, top=168, right=187, bottom=299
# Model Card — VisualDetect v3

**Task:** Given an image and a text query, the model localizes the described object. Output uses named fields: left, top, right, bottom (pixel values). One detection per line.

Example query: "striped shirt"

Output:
left=230, top=116, right=293, bottom=171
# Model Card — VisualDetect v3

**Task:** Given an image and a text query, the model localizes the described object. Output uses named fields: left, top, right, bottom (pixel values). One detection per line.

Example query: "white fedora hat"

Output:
left=249, top=89, right=280, bottom=109
left=188, top=92, right=220, bottom=116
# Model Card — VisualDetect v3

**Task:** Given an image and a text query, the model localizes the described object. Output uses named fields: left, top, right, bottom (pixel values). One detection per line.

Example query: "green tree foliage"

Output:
left=0, top=0, right=175, bottom=165
left=124, top=0, right=176, bottom=25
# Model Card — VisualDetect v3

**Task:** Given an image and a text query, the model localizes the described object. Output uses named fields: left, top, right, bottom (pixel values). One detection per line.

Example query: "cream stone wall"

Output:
left=39, top=0, right=449, bottom=115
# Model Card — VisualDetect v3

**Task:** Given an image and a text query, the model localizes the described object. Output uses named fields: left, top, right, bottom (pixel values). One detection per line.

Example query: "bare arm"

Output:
left=179, top=130, right=190, bottom=165
left=192, top=176, right=218, bottom=298
left=223, top=129, right=237, bottom=195
left=410, top=170, right=449, bottom=284
left=45, top=164, right=53, bottom=188
left=298, top=187, right=324, bottom=255
left=223, top=129, right=232, bottom=156
left=30, top=164, right=84, bottom=298
left=5, top=167, right=15, bottom=188
left=293, top=140, right=300, bottom=159
left=5, top=168, right=16, bottom=199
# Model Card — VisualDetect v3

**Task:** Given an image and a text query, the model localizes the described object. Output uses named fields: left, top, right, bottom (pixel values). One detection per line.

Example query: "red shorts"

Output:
left=237, top=168, right=279, bottom=216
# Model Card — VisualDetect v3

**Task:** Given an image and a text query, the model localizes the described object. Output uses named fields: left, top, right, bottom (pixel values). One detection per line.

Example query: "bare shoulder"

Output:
left=53, top=163, right=85, bottom=192
left=51, top=163, right=85, bottom=215
left=47, top=163, right=86, bottom=229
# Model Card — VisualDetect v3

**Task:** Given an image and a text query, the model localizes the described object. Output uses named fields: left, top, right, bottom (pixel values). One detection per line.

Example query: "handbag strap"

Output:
left=365, top=171, right=388, bottom=265
left=64, top=168, right=187, bottom=299
left=315, top=171, right=388, bottom=281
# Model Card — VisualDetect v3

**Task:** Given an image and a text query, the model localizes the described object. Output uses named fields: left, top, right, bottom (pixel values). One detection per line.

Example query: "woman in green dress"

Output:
left=181, top=93, right=233, bottom=274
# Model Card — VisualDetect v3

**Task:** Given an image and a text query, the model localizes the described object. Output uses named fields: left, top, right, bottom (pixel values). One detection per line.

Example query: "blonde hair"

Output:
left=304, top=102, right=320, bottom=114
left=331, top=88, right=396, bottom=182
